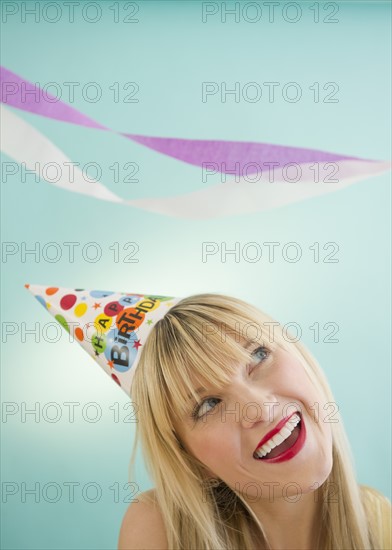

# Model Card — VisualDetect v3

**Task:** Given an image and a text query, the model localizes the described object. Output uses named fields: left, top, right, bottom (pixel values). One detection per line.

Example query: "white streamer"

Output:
left=1, top=105, right=390, bottom=219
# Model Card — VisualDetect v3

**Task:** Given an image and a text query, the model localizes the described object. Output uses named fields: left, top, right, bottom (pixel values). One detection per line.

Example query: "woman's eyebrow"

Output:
left=187, top=386, right=207, bottom=401
left=188, top=340, right=258, bottom=400
left=186, top=343, right=259, bottom=401
left=244, top=340, right=256, bottom=349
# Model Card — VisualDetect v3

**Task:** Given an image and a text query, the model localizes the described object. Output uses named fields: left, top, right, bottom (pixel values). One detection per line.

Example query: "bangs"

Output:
left=149, top=298, right=280, bottom=422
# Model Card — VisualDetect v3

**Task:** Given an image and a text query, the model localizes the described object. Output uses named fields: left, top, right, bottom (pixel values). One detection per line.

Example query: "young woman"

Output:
left=118, top=293, right=391, bottom=550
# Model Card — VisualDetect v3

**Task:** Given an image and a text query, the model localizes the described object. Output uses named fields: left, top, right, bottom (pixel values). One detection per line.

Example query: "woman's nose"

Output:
left=224, top=383, right=278, bottom=428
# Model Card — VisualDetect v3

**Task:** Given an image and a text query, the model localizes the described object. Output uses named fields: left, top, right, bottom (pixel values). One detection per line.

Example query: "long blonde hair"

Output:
left=129, top=293, right=382, bottom=549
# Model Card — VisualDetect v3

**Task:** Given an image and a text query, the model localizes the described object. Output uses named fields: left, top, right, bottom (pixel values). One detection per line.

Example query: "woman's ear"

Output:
left=201, top=475, right=221, bottom=489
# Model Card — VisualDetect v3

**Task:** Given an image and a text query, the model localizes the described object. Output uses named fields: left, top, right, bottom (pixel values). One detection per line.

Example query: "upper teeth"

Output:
left=254, top=413, right=301, bottom=458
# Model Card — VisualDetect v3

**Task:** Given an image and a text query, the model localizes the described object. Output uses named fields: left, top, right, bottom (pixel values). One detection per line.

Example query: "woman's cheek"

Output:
left=274, top=371, right=325, bottom=420
left=189, top=431, right=223, bottom=463
left=318, top=401, right=338, bottom=423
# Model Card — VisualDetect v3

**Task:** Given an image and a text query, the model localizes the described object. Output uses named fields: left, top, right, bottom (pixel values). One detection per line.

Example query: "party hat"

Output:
left=25, top=284, right=183, bottom=396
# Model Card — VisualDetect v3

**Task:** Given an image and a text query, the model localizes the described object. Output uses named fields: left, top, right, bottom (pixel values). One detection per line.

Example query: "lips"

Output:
left=253, top=411, right=306, bottom=463
left=254, top=411, right=299, bottom=452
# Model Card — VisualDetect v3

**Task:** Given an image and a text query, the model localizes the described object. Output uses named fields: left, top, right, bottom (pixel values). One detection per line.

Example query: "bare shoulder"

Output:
left=118, top=489, right=168, bottom=550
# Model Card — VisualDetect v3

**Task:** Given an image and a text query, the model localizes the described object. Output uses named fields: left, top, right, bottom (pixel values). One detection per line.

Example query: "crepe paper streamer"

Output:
left=2, top=105, right=391, bottom=219
left=25, top=283, right=182, bottom=396
left=0, top=65, right=384, bottom=179
left=1, top=104, right=123, bottom=203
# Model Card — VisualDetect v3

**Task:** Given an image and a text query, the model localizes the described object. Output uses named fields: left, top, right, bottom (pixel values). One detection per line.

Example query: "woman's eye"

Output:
left=192, top=397, right=220, bottom=420
left=247, top=346, right=271, bottom=373
left=191, top=347, right=270, bottom=421
left=250, top=345, right=270, bottom=364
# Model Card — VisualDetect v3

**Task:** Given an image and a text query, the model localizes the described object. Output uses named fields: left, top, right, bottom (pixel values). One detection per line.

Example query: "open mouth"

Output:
left=253, top=412, right=305, bottom=463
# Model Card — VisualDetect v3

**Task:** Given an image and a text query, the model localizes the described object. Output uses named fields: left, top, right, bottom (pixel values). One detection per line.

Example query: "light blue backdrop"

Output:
left=1, top=1, right=390, bottom=549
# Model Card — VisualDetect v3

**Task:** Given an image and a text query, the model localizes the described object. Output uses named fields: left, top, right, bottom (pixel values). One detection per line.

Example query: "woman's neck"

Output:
left=247, top=489, right=321, bottom=550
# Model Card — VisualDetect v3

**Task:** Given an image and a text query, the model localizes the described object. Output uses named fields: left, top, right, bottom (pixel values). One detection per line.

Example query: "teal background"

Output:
left=1, top=1, right=391, bottom=548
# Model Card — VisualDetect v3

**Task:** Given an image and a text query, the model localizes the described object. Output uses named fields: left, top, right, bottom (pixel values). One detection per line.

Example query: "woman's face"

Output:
left=173, top=342, right=333, bottom=501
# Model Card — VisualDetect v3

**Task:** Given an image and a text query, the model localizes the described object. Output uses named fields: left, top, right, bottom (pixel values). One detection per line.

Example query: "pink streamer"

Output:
left=1, top=65, right=375, bottom=177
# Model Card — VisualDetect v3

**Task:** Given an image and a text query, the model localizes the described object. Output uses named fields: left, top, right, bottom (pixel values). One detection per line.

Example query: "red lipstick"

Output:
left=254, top=412, right=306, bottom=464
left=254, top=411, right=299, bottom=452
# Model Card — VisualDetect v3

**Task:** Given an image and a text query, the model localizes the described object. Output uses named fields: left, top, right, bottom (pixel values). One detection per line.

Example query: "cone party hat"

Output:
left=25, top=284, right=183, bottom=396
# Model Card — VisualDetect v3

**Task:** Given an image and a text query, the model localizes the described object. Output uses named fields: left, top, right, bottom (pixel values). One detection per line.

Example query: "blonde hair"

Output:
left=129, top=293, right=385, bottom=549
